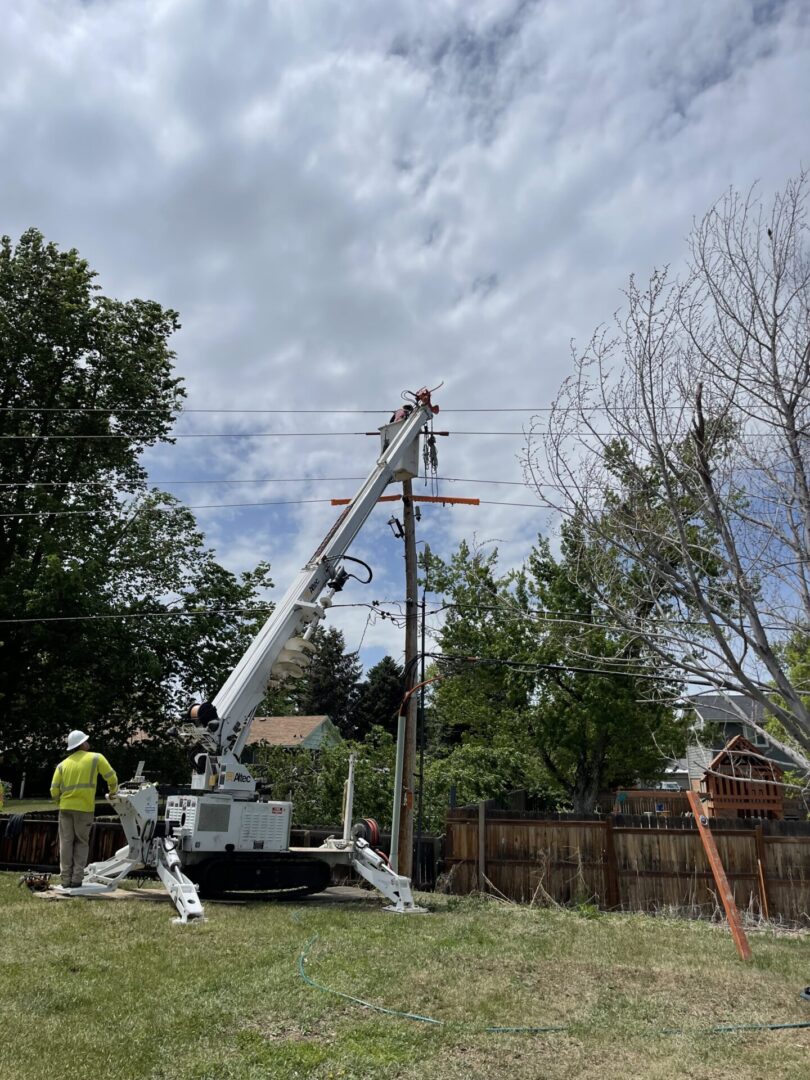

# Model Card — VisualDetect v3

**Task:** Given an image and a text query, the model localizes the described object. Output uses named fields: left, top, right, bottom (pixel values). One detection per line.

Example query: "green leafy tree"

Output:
left=524, top=535, right=686, bottom=812
left=0, top=229, right=273, bottom=787
left=422, top=742, right=555, bottom=832
left=763, top=635, right=810, bottom=805
left=254, top=726, right=396, bottom=827
left=425, top=542, right=535, bottom=748
left=427, top=538, right=687, bottom=814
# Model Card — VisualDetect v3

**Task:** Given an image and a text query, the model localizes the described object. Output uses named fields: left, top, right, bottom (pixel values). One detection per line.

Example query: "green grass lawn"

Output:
left=0, top=797, right=56, bottom=813
left=1, top=873, right=809, bottom=1080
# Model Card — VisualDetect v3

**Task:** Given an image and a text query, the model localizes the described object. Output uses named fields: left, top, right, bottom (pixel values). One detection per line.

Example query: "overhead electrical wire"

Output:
left=0, top=475, right=534, bottom=489
left=0, top=498, right=336, bottom=517
left=0, top=496, right=545, bottom=517
left=0, top=598, right=795, bottom=636
left=3, top=403, right=809, bottom=414
left=0, top=600, right=390, bottom=625
left=0, top=407, right=552, bottom=414
left=0, top=430, right=534, bottom=439
left=1, top=429, right=801, bottom=439
left=421, top=652, right=759, bottom=690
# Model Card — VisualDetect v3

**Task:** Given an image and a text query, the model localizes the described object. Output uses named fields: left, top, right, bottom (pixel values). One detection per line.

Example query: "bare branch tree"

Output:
left=524, top=174, right=810, bottom=769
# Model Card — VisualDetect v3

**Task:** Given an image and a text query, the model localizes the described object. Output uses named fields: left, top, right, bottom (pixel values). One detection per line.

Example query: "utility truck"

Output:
left=68, top=387, right=440, bottom=921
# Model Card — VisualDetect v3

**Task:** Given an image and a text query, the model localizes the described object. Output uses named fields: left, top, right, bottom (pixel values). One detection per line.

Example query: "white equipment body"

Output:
left=72, top=392, right=438, bottom=921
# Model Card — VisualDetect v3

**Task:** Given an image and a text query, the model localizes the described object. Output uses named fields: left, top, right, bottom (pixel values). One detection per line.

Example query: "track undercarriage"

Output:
left=183, top=852, right=333, bottom=898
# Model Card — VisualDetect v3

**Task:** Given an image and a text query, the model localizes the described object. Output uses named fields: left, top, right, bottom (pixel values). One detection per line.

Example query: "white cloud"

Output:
left=2, top=0, right=809, bottom=667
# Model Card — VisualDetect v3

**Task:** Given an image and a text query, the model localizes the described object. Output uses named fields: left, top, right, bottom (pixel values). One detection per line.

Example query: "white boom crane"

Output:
left=70, top=388, right=439, bottom=921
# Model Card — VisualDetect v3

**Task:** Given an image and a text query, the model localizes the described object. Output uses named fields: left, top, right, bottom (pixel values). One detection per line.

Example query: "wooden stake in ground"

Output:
left=686, top=790, right=752, bottom=961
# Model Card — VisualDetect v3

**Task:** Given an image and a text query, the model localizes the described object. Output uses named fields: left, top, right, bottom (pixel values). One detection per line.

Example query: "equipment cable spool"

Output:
left=351, top=817, right=380, bottom=847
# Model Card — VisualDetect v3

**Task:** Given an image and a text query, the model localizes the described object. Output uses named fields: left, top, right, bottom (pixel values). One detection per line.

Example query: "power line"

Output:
left=0, top=467, right=796, bottom=494
left=4, top=404, right=809, bottom=415
left=0, top=431, right=531, bottom=440
left=415, top=601, right=799, bottom=637
left=0, top=495, right=542, bottom=517
left=0, top=475, right=533, bottom=489
left=2, top=429, right=802, bottom=440
left=479, top=499, right=541, bottom=509
left=0, top=498, right=335, bottom=517
left=0, top=600, right=384, bottom=625
left=0, top=476, right=369, bottom=489
left=1, top=466, right=800, bottom=495
left=0, top=406, right=548, bottom=414
left=1, top=597, right=792, bottom=635
left=425, top=652, right=711, bottom=686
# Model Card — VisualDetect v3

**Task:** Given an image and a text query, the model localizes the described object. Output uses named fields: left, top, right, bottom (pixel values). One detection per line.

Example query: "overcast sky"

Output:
left=2, top=0, right=809, bottom=670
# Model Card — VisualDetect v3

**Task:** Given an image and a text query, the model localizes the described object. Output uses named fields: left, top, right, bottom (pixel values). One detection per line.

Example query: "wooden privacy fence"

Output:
left=0, top=816, right=442, bottom=888
left=0, top=815, right=123, bottom=871
left=444, top=806, right=810, bottom=922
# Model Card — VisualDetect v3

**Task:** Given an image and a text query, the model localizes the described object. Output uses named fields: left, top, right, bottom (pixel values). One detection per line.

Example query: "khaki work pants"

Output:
left=58, top=810, right=94, bottom=887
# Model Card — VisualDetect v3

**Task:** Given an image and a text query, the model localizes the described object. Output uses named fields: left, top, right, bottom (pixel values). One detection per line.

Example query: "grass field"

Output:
left=0, top=797, right=56, bottom=813
left=1, top=873, right=809, bottom=1080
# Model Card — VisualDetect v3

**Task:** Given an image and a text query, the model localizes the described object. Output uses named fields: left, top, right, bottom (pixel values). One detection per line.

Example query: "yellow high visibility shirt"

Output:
left=50, top=751, right=118, bottom=813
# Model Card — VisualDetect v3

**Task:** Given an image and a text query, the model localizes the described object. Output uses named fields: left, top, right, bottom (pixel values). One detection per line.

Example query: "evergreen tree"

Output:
left=289, top=626, right=361, bottom=735
left=351, top=655, right=404, bottom=738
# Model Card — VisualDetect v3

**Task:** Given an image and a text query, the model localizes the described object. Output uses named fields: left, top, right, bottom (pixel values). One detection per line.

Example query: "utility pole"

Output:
left=415, top=544, right=429, bottom=887
left=396, top=477, right=419, bottom=878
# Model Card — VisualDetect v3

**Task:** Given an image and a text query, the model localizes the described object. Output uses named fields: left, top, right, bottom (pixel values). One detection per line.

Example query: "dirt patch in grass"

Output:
left=244, top=1016, right=341, bottom=1042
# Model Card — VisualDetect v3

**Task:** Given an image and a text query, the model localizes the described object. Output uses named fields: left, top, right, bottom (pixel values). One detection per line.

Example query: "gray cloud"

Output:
left=2, top=0, right=809, bottom=664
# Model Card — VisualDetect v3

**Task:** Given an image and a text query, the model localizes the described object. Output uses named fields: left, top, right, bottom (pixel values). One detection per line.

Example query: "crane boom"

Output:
left=214, top=396, right=437, bottom=756
left=175, top=389, right=439, bottom=797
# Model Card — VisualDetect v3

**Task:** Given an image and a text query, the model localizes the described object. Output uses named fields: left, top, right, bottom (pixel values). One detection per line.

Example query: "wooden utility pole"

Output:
left=396, top=477, right=419, bottom=878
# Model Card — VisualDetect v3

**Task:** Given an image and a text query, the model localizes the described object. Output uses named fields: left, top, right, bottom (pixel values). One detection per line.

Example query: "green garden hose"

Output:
left=295, top=926, right=810, bottom=1037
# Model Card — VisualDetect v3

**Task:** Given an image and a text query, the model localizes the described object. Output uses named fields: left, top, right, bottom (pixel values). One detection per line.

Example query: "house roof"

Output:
left=686, top=692, right=797, bottom=771
left=706, top=734, right=783, bottom=777
left=688, top=692, right=765, bottom=726
left=245, top=715, right=335, bottom=748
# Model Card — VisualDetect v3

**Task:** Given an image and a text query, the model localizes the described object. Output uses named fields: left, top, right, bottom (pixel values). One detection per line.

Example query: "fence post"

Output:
left=603, top=818, right=620, bottom=909
left=478, top=801, right=487, bottom=892
left=754, top=823, right=770, bottom=920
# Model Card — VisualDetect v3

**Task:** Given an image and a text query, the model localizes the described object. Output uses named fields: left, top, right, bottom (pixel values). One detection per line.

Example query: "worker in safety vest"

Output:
left=50, top=730, right=118, bottom=890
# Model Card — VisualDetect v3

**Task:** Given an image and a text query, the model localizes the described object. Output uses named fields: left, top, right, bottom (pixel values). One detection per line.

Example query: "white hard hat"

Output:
left=66, top=730, right=90, bottom=752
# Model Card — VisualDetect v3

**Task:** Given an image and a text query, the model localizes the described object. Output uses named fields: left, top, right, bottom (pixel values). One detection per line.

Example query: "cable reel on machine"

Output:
left=351, top=817, right=391, bottom=864
left=351, top=817, right=380, bottom=847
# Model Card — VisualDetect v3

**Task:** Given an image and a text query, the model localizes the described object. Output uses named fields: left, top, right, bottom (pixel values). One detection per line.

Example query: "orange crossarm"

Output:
left=686, top=790, right=752, bottom=961
left=411, top=495, right=479, bottom=505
